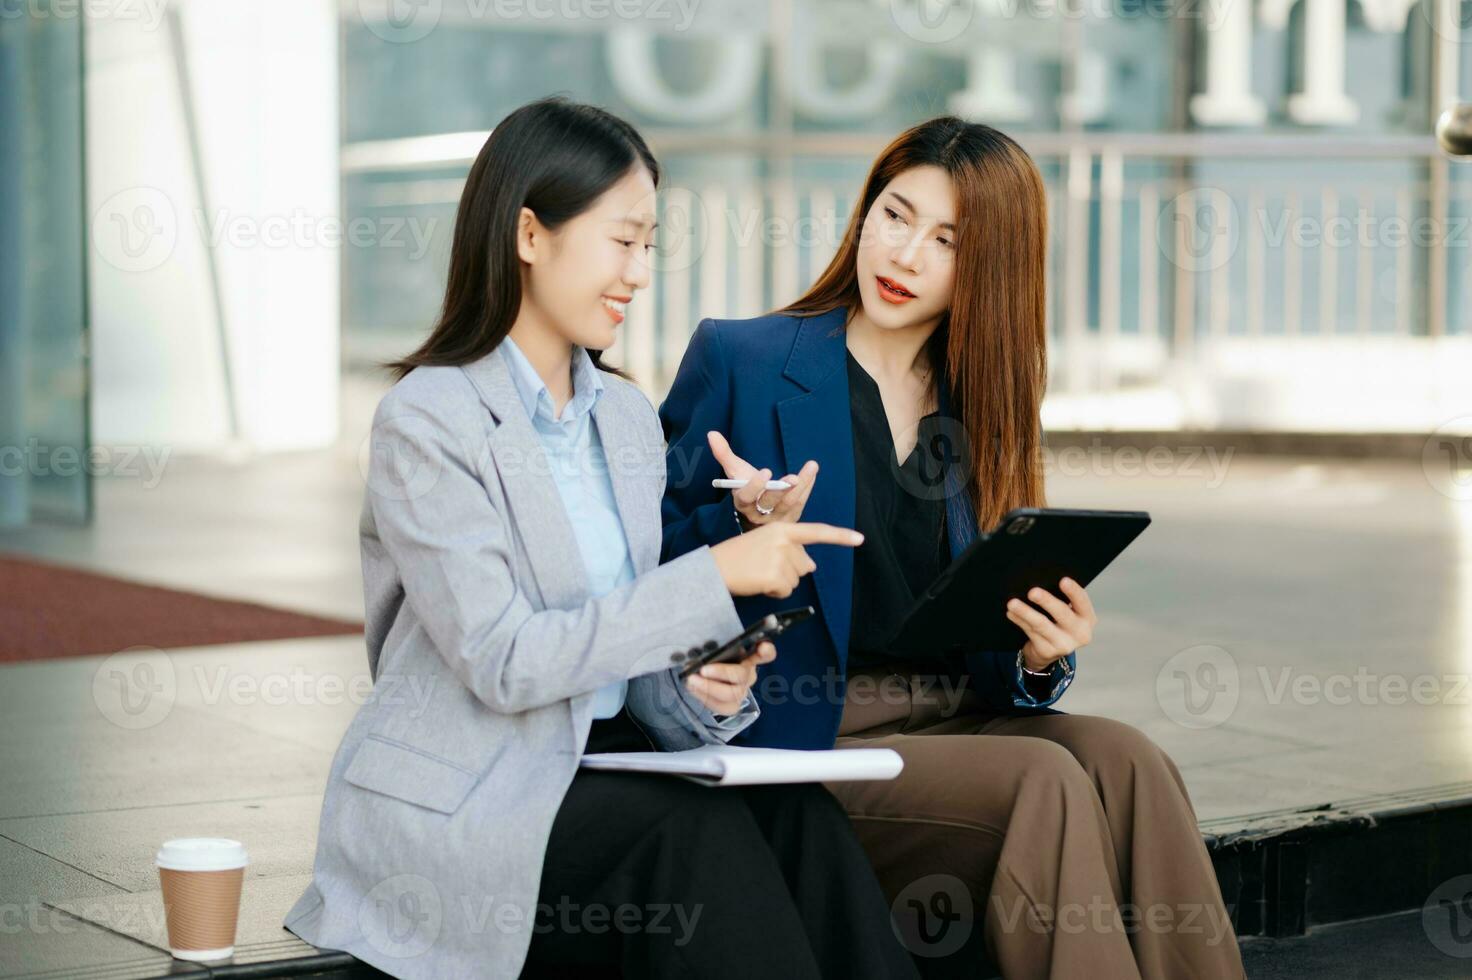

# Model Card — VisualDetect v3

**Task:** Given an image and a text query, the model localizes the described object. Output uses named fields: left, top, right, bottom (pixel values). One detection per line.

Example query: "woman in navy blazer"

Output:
left=660, top=117, right=1244, bottom=978
left=660, top=300, right=1064, bottom=751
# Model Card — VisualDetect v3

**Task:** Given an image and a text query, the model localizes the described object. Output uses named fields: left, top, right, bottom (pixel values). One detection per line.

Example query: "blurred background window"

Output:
left=339, top=0, right=1470, bottom=441
left=0, top=5, right=88, bottom=526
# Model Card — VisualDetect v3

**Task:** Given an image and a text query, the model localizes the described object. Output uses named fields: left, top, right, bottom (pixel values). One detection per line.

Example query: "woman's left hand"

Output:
left=684, top=641, right=776, bottom=715
left=1006, top=577, right=1097, bottom=672
left=707, top=431, right=818, bottom=530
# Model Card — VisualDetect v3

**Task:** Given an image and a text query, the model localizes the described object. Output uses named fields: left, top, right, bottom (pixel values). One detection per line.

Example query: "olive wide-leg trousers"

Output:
left=823, top=664, right=1246, bottom=980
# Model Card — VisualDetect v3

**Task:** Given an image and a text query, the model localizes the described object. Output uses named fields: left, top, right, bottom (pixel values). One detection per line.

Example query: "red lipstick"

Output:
left=875, top=276, right=916, bottom=304
left=600, top=294, right=631, bottom=324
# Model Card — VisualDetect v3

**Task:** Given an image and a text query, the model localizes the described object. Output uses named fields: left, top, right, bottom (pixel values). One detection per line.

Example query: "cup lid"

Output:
left=155, top=837, right=249, bottom=871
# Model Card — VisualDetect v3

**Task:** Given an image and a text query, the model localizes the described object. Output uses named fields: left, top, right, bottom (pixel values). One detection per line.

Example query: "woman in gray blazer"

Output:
left=282, top=98, right=919, bottom=980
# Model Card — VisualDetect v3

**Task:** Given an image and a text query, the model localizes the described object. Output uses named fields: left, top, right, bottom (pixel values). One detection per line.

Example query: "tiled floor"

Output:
left=0, top=640, right=359, bottom=977
left=2, top=375, right=1469, bottom=975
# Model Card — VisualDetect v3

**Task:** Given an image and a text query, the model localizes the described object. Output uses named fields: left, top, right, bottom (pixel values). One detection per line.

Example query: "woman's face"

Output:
left=854, top=164, right=957, bottom=333
left=519, top=164, right=657, bottom=351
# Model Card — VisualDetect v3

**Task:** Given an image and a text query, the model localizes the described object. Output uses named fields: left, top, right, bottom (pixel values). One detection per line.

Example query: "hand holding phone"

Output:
left=681, top=640, right=777, bottom=717
left=671, top=606, right=814, bottom=679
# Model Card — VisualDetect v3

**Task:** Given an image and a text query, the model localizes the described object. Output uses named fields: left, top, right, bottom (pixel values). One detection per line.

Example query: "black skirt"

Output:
left=582, top=705, right=656, bottom=754
left=522, top=705, right=921, bottom=979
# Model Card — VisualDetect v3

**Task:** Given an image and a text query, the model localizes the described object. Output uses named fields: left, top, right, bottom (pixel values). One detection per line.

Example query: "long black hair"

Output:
left=387, top=97, right=660, bottom=381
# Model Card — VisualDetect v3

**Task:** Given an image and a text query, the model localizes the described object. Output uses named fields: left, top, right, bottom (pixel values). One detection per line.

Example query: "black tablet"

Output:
left=885, top=507, right=1151, bottom=656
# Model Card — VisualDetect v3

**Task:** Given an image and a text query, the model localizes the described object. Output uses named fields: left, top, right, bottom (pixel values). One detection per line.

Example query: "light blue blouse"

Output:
left=499, top=336, right=631, bottom=719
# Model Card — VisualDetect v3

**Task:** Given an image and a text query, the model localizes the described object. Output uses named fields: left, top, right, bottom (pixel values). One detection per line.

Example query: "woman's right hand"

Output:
left=710, top=522, right=864, bottom=598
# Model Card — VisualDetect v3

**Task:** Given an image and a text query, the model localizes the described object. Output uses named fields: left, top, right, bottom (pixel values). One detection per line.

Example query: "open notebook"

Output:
left=579, top=744, right=904, bottom=787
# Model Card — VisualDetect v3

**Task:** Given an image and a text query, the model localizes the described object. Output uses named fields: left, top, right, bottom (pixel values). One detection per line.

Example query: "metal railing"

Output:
left=341, top=132, right=1471, bottom=408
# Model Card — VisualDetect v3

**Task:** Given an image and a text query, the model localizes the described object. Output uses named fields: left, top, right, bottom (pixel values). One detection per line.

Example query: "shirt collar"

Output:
left=499, top=335, right=605, bottom=424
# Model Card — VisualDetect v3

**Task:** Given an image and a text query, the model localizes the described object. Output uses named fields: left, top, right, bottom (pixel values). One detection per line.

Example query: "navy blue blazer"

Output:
left=659, top=306, right=1076, bottom=749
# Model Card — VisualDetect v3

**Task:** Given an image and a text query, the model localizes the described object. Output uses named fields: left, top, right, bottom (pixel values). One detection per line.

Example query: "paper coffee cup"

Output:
left=155, top=838, right=248, bottom=961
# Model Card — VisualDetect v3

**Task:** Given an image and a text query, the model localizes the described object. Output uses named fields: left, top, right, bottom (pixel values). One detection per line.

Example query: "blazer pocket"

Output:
left=342, top=735, right=487, bottom=815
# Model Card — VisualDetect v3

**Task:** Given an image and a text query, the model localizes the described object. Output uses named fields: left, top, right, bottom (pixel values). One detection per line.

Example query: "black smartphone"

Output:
left=671, top=606, right=814, bottom=679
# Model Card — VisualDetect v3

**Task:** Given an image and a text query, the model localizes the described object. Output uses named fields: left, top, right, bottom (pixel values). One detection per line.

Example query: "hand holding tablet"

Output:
left=885, top=508, right=1151, bottom=656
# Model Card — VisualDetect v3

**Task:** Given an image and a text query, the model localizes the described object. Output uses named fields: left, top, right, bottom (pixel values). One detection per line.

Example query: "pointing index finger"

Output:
left=788, top=523, right=865, bottom=547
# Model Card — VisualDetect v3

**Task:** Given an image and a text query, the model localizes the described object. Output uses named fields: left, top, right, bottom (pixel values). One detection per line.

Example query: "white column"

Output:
left=1430, top=0, right=1461, bottom=116
left=1059, top=49, right=1111, bottom=126
left=697, top=185, right=728, bottom=339
left=949, top=49, right=1031, bottom=122
left=86, top=0, right=339, bottom=452
left=1284, top=0, right=1360, bottom=124
left=659, top=186, right=695, bottom=391
left=1191, top=0, right=1268, bottom=125
left=734, top=187, right=765, bottom=319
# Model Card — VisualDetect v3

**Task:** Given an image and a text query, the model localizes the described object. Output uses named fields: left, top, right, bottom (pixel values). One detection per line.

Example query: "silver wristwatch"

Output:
left=1017, top=647, right=1056, bottom=677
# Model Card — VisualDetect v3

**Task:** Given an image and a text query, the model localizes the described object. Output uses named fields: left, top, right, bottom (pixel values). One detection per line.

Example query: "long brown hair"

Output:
left=775, top=116, right=1048, bottom=535
left=386, top=97, right=657, bottom=382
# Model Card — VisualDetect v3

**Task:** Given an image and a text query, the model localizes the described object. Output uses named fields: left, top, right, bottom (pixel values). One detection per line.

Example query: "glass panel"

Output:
left=338, top=0, right=1468, bottom=412
left=338, top=0, right=1073, bottom=380
left=0, top=3, right=89, bottom=527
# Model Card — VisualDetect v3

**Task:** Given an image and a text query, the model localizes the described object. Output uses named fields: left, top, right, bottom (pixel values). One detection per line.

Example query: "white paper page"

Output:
left=579, top=744, right=904, bottom=786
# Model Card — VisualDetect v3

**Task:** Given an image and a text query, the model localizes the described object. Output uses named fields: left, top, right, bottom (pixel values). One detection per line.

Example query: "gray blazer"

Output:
left=283, top=345, right=757, bottom=979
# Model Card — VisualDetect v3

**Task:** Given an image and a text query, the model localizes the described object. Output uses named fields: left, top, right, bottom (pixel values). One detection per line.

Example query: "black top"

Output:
left=846, top=350, right=954, bottom=670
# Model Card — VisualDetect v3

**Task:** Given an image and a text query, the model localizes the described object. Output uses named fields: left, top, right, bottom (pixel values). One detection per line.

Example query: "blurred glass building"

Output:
left=3, top=0, right=1471, bottom=530
left=340, top=0, right=1472, bottom=432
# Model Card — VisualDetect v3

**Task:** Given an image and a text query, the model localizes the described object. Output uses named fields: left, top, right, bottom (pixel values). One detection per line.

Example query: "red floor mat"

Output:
left=0, top=553, right=363, bottom=662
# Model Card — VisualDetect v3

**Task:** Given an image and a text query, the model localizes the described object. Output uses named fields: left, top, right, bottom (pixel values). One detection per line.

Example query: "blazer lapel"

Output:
left=459, top=349, right=589, bottom=611
left=592, top=390, right=661, bottom=575
left=775, top=307, right=855, bottom=664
